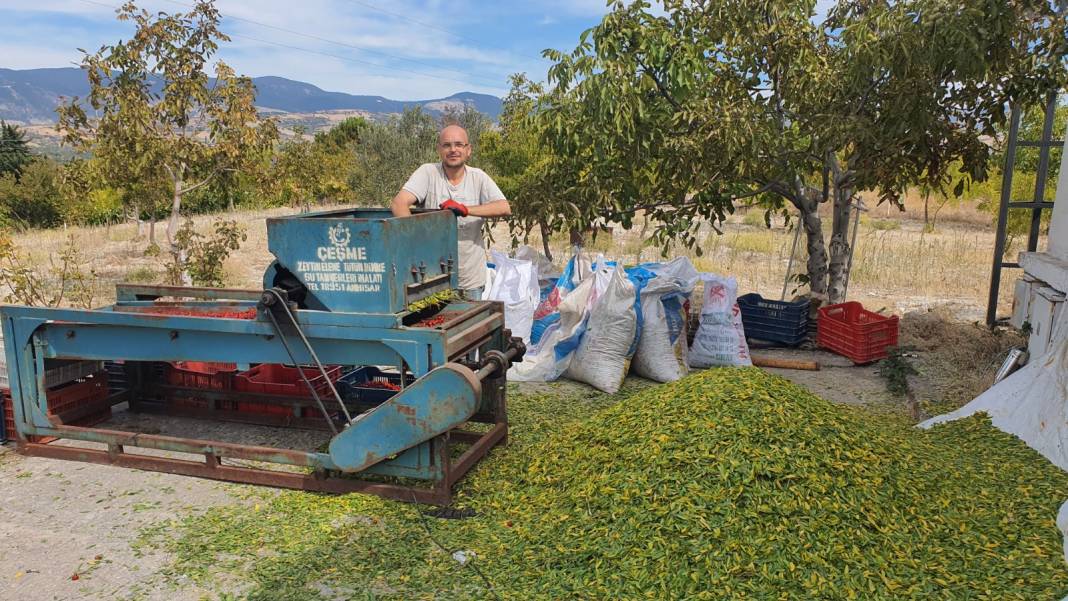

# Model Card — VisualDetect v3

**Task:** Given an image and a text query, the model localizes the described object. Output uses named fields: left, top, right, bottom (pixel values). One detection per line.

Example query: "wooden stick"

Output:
left=751, top=355, right=821, bottom=371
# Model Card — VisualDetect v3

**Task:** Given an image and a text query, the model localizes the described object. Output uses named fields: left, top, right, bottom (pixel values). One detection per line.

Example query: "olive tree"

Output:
left=56, top=1, right=277, bottom=270
left=526, top=0, right=1067, bottom=304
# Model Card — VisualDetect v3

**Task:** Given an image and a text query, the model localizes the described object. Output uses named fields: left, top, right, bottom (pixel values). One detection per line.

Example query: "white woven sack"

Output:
left=509, top=276, right=595, bottom=382
left=688, top=274, right=752, bottom=368
left=485, top=251, right=540, bottom=343
left=632, top=276, right=688, bottom=382
left=565, top=264, right=638, bottom=393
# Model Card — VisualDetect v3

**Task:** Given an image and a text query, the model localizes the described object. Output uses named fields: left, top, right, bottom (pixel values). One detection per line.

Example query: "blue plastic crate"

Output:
left=737, top=293, right=810, bottom=346
left=337, top=367, right=414, bottom=407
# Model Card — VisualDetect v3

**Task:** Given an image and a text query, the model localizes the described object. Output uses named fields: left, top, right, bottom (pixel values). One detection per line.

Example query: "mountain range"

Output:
left=0, top=67, right=503, bottom=123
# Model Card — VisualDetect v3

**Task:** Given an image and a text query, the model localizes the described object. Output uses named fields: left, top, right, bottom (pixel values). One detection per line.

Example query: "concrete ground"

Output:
left=0, top=443, right=244, bottom=600
left=754, top=346, right=898, bottom=406
left=0, top=406, right=336, bottom=601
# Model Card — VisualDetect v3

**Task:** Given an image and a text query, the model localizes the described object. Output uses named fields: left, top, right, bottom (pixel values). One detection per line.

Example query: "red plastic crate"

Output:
left=233, top=364, right=341, bottom=397
left=2, top=390, right=14, bottom=442
left=166, top=362, right=237, bottom=390
left=45, top=372, right=110, bottom=416
left=817, top=302, right=900, bottom=364
left=2, top=377, right=111, bottom=443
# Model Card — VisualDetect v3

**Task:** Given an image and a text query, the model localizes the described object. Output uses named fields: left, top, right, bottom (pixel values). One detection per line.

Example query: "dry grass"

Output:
left=899, top=306, right=1026, bottom=412
left=857, top=188, right=994, bottom=228
left=6, top=205, right=323, bottom=305
left=517, top=209, right=1029, bottom=322
left=6, top=201, right=1030, bottom=323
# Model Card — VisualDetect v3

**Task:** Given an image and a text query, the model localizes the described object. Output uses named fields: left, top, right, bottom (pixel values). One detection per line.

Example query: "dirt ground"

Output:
left=0, top=306, right=1024, bottom=600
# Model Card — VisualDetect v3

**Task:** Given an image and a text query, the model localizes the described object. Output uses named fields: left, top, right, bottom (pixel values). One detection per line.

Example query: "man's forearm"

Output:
left=468, top=200, right=511, bottom=218
left=391, top=191, right=416, bottom=217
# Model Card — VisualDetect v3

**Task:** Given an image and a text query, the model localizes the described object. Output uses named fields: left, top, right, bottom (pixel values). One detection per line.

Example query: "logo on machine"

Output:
left=316, top=224, right=367, bottom=261
left=328, top=223, right=351, bottom=248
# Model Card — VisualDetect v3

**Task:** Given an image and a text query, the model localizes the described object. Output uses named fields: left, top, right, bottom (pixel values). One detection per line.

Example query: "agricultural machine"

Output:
left=0, top=209, right=524, bottom=504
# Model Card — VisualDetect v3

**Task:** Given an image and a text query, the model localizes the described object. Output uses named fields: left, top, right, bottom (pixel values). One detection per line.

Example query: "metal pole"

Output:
left=842, top=197, right=864, bottom=301
left=781, top=216, right=803, bottom=301
left=1028, top=94, right=1058, bottom=252
left=986, top=106, right=1022, bottom=327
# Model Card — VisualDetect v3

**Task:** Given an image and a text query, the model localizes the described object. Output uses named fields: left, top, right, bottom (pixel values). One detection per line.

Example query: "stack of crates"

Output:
left=165, top=361, right=238, bottom=410
left=737, top=293, right=811, bottom=346
left=163, top=362, right=343, bottom=417
left=337, top=367, right=414, bottom=411
left=1, top=368, right=111, bottom=443
left=232, top=364, right=342, bottom=416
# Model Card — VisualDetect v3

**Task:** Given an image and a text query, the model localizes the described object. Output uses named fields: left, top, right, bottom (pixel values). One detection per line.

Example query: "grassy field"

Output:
left=4, top=194, right=1034, bottom=322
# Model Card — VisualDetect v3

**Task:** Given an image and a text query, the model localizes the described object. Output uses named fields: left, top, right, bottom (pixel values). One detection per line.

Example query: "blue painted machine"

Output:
left=0, top=208, right=524, bottom=504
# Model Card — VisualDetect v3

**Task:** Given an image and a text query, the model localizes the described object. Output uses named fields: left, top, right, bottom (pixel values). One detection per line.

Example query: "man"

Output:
left=390, top=124, right=510, bottom=300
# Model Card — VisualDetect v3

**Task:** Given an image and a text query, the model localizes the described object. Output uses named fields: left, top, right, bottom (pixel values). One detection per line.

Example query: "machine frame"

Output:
left=1, top=208, right=519, bottom=505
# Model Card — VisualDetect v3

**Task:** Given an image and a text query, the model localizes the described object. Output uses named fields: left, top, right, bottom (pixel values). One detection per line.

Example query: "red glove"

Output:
left=440, top=199, right=468, bottom=217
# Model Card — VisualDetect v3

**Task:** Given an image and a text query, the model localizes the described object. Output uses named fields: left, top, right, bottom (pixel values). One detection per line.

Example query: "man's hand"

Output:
left=440, top=199, right=469, bottom=217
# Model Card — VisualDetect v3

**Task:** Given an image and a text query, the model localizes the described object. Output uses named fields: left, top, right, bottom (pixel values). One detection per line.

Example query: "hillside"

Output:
left=0, top=67, right=502, bottom=123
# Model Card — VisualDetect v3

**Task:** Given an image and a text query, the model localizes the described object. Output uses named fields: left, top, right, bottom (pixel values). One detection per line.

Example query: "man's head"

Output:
left=437, top=125, right=471, bottom=169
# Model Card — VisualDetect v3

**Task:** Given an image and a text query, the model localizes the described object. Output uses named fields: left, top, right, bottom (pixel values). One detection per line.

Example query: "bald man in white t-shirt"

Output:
left=390, top=124, right=511, bottom=300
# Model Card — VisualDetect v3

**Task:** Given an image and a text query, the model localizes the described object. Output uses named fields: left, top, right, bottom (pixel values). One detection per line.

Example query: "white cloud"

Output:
left=0, top=0, right=562, bottom=98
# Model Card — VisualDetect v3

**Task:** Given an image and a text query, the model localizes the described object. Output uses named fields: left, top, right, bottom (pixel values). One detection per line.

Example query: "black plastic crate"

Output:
left=337, top=367, right=415, bottom=407
left=737, top=293, right=810, bottom=346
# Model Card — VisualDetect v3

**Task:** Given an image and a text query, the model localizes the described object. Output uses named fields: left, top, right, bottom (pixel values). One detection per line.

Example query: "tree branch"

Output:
left=180, top=168, right=227, bottom=194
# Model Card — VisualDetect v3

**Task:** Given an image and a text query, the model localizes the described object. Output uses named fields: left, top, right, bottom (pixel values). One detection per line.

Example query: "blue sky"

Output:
left=0, top=0, right=621, bottom=99
left=1, top=1, right=836, bottom=100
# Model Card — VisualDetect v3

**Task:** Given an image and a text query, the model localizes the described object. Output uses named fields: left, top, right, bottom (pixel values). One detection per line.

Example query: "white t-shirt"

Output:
left=402, top=163, right=505, bottom=290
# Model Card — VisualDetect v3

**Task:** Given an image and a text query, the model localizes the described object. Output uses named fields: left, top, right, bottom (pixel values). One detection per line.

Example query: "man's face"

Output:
left=437, top=126, right=471, bottom=168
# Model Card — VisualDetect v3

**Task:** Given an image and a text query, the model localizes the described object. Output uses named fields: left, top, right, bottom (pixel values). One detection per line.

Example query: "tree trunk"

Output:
left=168, top=177, right=182, bottom=250
left=149, top=219, right=156, bottom=244
left=793, top=193, right=830, bottom=304
left=168, top=171, right=192, bottom=286
left=826, top=183, right=855, bottom=304
left=539, top=220, right=554, bottom=263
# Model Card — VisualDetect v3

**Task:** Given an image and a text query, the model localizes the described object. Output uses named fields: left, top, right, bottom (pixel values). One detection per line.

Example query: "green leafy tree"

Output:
left=0, top=158, right=65, bottom=229
left=165, top=219, right=245, bottom=287
left=481, top=75, right=557, bottom=258
left=56, top=0, right=278, bottom=278
left=0, top=121, right=33, bottom=180
left=531, top=0, right=1068, bottom=304
left=270, top=127, right=356, bottom=210
left=349, top=107, right=438, bottom=205
left=314, top=116, right=368, bottom=152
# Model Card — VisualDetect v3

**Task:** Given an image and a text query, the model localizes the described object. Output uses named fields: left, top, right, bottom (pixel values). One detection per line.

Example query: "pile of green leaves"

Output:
left=150, top=370, right=1068, bottom=600
left=406, top=288, right=459, bottom=314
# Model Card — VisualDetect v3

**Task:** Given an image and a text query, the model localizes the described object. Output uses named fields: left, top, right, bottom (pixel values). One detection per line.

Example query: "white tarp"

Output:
left=919, top=318, right=1068, bottom=468
left=919, top=318, right=1068, bottom=565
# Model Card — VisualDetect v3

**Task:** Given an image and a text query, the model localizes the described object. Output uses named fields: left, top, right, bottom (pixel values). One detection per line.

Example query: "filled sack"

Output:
left=631, top=258, right=701, bottom=382
left=688, top=274, right=752, bottom=368
left=484, top=250, right=540, bottom=343
left=564, top=264, right=638, bottom=393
